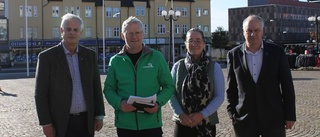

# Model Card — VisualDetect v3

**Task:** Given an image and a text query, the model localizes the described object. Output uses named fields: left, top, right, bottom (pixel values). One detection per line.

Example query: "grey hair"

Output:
left=242, top=14, right=264, bottom=29
left=60, top=13, right=84, bottom=31
left=186, top=28, right=205, bottom=42
left=121, top=16, right=143, bottom=33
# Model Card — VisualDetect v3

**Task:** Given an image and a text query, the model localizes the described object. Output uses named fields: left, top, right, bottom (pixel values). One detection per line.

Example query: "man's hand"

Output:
left=120, top=100, right=137, bottom=112
left=43, top=125, right=55, bottom=137
left=144, top=103, right=159, bottom=113
left=94, top=119, right=103, bottom=131
left=285, top=121, right=295, bottom=129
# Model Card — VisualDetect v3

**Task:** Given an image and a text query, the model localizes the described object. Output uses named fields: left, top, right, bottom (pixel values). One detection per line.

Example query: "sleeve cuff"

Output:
left=95, top=115, right=104, bottom=120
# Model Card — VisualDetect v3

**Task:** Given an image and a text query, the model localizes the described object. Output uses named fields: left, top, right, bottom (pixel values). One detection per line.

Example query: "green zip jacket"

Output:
left=103, top=45, right=174, bottom=130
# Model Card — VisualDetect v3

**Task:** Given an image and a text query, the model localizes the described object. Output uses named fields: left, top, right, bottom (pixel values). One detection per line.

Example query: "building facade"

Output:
left=229, top=0, right=320, bottom=46
left=0, top=0, right=211, bottom=67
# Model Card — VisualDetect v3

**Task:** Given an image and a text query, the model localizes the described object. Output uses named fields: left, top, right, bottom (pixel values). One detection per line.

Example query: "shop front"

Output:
left=9, top=38, right=125, bottom=67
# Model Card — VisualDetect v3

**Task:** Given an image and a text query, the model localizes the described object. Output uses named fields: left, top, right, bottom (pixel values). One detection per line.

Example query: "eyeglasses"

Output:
left=125, top=31, right=143, bottom=37
left=186, top=39, right=204, bottom=44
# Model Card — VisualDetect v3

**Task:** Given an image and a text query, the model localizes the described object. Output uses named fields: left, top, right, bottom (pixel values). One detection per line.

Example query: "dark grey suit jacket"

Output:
left=226, top=41, right=296, bottom=130
left=35, top=43, right=105, bottom=137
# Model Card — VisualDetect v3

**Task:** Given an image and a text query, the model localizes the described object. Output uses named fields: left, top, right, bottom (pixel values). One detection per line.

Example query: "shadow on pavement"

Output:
left=0, top=90, right=18, bottom=97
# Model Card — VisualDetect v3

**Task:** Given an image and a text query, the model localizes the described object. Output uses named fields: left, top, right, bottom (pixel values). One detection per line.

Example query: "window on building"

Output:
left=0, top=2, right=4, bottom=11
left=196, top=8, right=201, bottom=17
left=114, top=27, right=120, bottom=37
left=197, top=24, right=201, bottom=30
left=52, top=27, right=60, bottom=38
left=85, top=7, right=92, bottom=17
left=20, top=6, right=24, bottom=17
left=34, top=6, right=38, bottom=17
left=27, top=27, right=32, bottom=38
left=0, top=19, right=7, bottom=40
left=113, top=7, right=120, bottom=17
left=64, top=6, right=68, bottom=14
left=182, top=24, right=188, bottom=34
left=33, top=27, right=38, bottom=39
left=175, top=24, right=180, bottom=34
left=26, top=6, right=32, bottom=17
left=157, top=7, right=165, bottom=16
left=141, top=6, right=145, bottom=16
left=135, top=6, right=145, bottom=16
left=106, top=27, right=112, bottom=37
left=20, top=28, right=24, bottom=39
left=204, top=26, right=209, bottom=32
left=52, top=6, right=59, bottom=17
left=182, top=7, right=187, bottom=17
left=85, top=27, right=92, bottom=38
left=203, top=9, right=208, bottom=15
left=143, top=24, right=148, bottom=34
left=76, top=7, right=80, bottom=16
left=175, top=7, right=180, bottom=12
left=157, top=24, right=166, bottom=34
left=136, top=6, right=140, bottom=16
left=106, top=7, right=112, bottom=17
left=70, top=6, right=74, bottom=14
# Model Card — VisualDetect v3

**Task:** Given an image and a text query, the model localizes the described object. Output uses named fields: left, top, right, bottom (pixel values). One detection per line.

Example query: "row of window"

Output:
left=18, top=5, right=209, bottom=39
left=19, top=23, right=209, bottom=39
left=19, top=5, right=209, bottom=18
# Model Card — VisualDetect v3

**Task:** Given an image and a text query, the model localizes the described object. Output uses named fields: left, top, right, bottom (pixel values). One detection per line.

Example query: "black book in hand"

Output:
left=132, top=101, right=155, bottom=113
left=127, top=94, right=157, bottom=113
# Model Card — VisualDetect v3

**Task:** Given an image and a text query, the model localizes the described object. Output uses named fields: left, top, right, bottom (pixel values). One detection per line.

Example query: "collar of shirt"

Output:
left=62, top=43, right=79, bottom=55
left=244, top=42, right=264, bottom=54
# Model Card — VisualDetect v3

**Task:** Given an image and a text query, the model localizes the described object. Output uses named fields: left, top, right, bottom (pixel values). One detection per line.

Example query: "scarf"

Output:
left=181, top=51, right=213, bottom=137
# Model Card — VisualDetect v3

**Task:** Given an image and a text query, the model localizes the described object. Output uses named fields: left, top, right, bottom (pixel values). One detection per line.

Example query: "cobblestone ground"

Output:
left=0, top=69, right=319, bottom=137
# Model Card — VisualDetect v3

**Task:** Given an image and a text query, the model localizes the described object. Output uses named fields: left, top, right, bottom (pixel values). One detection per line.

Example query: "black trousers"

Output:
left=233, top=121, right=286, bottom=137
left=117, top=127, right=163, bottom=137
left=174, top=122, right=216, bottom=137
left=65, top=112, right=93, bottom=137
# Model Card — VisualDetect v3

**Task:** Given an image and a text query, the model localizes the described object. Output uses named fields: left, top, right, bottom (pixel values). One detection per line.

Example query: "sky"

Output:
left=210, top=0, right=247, bottom=32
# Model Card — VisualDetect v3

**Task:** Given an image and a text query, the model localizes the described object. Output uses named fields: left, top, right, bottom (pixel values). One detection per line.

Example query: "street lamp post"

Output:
left=25, top=0, right=30, bottom=76
left=308, top=15, right=320, bottom=53
left=161, top=8, right=180, bottom=69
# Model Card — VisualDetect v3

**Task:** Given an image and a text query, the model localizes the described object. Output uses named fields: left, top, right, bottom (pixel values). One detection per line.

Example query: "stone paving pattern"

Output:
left=0, top=69, right=319, bottom=137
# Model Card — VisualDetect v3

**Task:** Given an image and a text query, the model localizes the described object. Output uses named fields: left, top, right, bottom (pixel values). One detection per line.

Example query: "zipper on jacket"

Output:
left=134, top=71, right=139, bottom=130
left=132, top=53, right=146, bottom=130
left=134, top=57, right=139, bottom=130
left=132, top=52, right=147, bottom=130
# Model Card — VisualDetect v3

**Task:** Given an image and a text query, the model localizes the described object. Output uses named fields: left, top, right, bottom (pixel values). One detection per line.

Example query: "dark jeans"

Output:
left=174, top=122, right=216, bottom=137
left=65, top=112, right=93, bottom=137
left=117, top=127, right=163, bottom=137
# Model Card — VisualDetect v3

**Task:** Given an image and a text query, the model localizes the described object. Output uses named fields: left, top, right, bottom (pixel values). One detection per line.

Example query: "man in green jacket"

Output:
left=103, top=16, right=174, bottom=137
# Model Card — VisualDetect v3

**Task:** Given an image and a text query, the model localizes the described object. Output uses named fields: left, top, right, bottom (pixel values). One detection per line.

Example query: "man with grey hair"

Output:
left=226, top=14, right=296, bottom=137
left=35, top=13, right=105, bottom=137
left=103, top=16, right=174, bottom=137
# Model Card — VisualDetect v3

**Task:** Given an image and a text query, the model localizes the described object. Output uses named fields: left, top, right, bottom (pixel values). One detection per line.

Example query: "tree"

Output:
left=211, top=27, right=229, bottom=58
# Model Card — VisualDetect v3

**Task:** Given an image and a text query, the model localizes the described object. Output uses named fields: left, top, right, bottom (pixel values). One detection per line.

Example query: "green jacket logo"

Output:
left=143, top=63, right=154, bottom=68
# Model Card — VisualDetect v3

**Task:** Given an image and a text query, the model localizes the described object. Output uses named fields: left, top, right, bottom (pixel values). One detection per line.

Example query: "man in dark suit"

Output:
left=226, top=15, right=296, bottom=137
left=35, top=13, right=105, bottom=137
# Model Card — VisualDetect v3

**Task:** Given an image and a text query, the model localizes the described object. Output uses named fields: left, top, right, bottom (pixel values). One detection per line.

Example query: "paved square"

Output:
left=0, top=69, right=319, bottom=137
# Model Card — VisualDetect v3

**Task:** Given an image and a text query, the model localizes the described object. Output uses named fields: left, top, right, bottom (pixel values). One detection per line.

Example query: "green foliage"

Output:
left=211, top=27, right=229, bottom=48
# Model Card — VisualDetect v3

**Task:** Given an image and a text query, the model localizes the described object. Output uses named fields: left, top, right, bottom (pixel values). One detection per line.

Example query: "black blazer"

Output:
left=35, top=43, right=105, bottom=137
left=226, top=41, right=296, bottom=130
